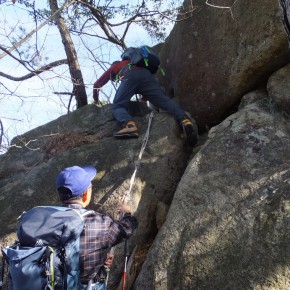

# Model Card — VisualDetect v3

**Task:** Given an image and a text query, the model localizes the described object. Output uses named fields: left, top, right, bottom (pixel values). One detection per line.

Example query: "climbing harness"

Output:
left=107, top=110, right=155, bottom=289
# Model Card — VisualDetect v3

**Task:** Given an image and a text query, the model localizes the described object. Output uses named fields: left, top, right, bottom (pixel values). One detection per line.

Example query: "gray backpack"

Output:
left=1, top=206, right=94, bottom=290
left=121, top=45, right=161, bottom=74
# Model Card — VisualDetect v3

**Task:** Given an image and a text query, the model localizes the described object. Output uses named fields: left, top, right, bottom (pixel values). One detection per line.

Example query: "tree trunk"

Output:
left=48, top=0, right=88, bottom=108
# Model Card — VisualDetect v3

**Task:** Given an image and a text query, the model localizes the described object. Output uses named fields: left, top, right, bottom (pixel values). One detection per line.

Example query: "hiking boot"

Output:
left=113, top=121, right=139, bottom=139
left=181, top=118, right=198, bottom=147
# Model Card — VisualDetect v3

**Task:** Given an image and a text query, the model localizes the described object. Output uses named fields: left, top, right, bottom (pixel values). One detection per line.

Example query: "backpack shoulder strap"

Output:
left=115, top=63, right=134, bottom=82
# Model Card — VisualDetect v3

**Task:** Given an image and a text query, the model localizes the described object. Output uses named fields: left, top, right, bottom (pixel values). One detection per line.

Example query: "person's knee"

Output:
left=113, top=102, right=119, bottom=110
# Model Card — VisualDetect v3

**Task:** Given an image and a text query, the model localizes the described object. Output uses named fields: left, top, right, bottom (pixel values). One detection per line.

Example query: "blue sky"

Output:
left=0, top=1, right=175, bottom=149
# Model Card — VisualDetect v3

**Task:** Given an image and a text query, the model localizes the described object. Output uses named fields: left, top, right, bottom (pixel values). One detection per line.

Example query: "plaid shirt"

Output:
left=67, top=204, right=138, bottom=284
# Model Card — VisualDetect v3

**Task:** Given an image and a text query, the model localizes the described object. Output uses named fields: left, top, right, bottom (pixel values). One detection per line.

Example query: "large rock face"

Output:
left=0, top=105, right=198, bottom=287
left=3, top=1, right=290, bottom=290
left=134, top=88, right=290, bottom=290
left=0, top=103, right=195, bottom=279
left=267, top=63, right=290, bottom=116
left=158, top=0, right=290, bottom=131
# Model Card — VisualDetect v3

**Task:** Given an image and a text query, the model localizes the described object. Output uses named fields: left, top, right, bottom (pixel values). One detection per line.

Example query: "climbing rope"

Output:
left=106, top=110, right=155, bottom=289
left=122, top=110, right=155, bottom=204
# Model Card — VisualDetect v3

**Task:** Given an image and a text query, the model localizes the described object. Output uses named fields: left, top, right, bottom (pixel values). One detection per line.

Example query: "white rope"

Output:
left=107, top=111, right=155, bottom=286
left=122, top=111, right=155, bottom=204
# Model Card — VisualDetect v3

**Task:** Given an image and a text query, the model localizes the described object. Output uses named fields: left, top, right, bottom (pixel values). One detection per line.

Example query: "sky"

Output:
left=0, top=0, right=175, bottom=152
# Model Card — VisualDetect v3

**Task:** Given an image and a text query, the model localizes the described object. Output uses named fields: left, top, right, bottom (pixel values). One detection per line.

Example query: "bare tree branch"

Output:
left=0, top=45, right=35, bottom=72
left=0, top=59, right=68, bottom=81
left=76, top=0, right=129, bottom=48
left=0, top=0, right=76, bottom=59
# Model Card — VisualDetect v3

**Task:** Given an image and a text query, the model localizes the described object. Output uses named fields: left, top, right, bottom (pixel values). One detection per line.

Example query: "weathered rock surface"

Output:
left=0, top=103, right=198, bottom=288
left=3, top=1, right=290, bottom=290
left=0, top=103, right=196, bottom=239
left=267, top=63, right=290, bottom=117
left=134, top=89, right=290, bottom=289
left=158, top=0, right=290, bottom=131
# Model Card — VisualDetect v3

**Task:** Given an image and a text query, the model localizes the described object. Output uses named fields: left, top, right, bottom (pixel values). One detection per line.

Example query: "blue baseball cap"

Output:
left=56, top=166, right=97, bottom=197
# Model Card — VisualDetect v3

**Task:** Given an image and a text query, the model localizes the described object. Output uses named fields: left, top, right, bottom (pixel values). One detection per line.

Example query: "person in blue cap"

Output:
left=56, top=165, right=138, bottom=290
